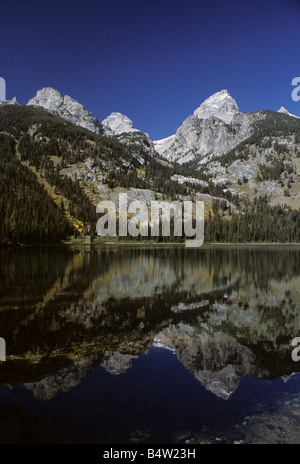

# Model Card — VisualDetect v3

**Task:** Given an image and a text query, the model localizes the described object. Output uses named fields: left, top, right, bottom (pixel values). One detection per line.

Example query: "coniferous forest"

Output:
left=0, top=134, right=73, bottom=244
left=0, top=104, right=300, bottom=245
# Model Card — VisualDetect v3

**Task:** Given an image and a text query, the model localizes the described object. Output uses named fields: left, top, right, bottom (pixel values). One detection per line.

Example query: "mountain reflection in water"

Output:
left=0, top=245, right=300, bottom=442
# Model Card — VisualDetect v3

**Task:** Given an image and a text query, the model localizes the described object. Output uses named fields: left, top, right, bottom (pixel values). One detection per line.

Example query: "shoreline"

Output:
left=2, top=241, right=300, bottom=249
left=60, top=239, right=300, bottom=248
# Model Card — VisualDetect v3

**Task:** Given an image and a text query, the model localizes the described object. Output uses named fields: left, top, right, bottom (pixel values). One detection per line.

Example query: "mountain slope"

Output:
left=278, top=106, right=300, bottom=119
left=0, top=104, right=212, bottom=243
left=27, top=87, right=104, bottom=135
left=0, top=133, right=73, bottom=244
left=1, top=89, right=300, bottom=244
left=193, top=89, right=239, bottom=123
left=196, top=110, right=300, bottom=209
left=27, top=87, right=155, bottom=155
left=154, top=90, right=266, bottom=164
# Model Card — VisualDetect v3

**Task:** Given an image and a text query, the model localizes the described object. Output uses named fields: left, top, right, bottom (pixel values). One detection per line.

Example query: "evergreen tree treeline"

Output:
left=0, top=105, right=300, bottom=245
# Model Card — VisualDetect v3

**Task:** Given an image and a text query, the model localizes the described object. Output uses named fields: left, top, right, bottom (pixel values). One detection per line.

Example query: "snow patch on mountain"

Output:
left=278, top=106, right=300, bottom=119
left=171, top=174, right=208, bottom=188
left=153, top=134, right=176, bottom=154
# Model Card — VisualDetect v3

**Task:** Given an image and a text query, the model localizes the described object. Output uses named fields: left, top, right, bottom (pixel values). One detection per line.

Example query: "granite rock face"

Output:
left=102, top=112, right=140, bottom=136
left=153, top=90, right=265, bottom=164
left=0, top=97, right=20, bottom=106
left=101, top=351, right=138, bottom=375
left=23, top=354, right=100, bottom=400
left=193, top=89, right=239, bottom=124
left=27, top=88, right=156, bottom=154
left=27, top=87, right=104, bottom=134
left=278, top=106, right=300, bottom=119
left=102, top=111, right=156, bottom=155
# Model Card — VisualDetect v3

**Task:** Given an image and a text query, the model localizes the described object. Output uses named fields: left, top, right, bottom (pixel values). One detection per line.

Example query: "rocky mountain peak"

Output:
left=27, top=87, right=103, bottom=134
left=0, top=96, right=20, bottom=106
left=101, top=111, right=156, bottom=155
left=27, top=87, right=63, bottom=111
left=102, top=112, right=140, bottom=136
left=278, top=106, right=299, bottom=119
left=154, top=89, right=249, bottom=163
left=193, top=89, right=239, bottom=124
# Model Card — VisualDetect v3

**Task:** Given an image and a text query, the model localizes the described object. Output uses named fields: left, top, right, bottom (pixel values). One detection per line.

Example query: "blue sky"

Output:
left=1, top=0, right=300, bottom=140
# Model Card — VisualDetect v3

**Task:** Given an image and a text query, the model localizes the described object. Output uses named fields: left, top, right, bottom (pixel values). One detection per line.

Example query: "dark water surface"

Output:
left=0, top=245, right=300, bottom=444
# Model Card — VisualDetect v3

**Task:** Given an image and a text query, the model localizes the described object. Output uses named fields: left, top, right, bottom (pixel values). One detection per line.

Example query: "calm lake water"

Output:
left=0, top=245, right=300, bottom=444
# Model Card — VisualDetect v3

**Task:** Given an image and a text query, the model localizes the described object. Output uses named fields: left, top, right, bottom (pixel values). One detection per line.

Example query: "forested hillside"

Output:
left=0, top=104, right=300, bottom=245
